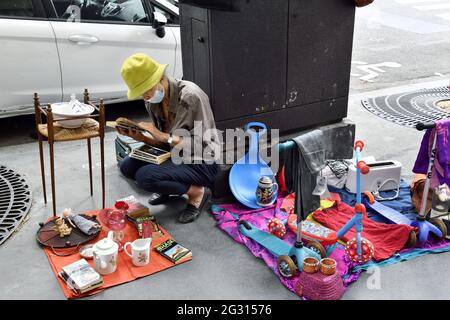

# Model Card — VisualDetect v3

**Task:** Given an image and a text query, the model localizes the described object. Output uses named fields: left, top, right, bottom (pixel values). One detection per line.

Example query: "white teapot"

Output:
left=92, top=231, right=119, bottom=275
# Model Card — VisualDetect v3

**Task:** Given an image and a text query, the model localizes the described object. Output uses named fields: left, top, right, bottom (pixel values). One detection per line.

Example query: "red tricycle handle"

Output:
left=354, top=203, right=367, bottom=214
left=357, top=160, right=370, bottom=175
left=354, top=140, right=365, bottom=151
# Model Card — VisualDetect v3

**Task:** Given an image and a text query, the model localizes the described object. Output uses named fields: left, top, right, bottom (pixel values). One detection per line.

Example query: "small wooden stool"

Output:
left=34, top=89, right=106, bottom=216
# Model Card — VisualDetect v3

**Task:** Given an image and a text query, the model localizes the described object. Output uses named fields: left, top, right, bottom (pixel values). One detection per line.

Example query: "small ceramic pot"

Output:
left=256, top=176, right=278, bottom=207
left=320, top=258, right=337, bottom=276
left=302, top=257, right=319, bottom=274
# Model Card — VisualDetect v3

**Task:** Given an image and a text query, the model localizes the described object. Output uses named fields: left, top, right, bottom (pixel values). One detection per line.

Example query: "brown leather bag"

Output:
left=355, top=0, right=374, bottom=7
left=411, top=174, right=433, bottom=214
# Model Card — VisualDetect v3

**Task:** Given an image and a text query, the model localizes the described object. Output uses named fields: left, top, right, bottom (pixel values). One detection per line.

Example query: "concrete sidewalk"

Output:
left=0, top=80, right=449, bottom=300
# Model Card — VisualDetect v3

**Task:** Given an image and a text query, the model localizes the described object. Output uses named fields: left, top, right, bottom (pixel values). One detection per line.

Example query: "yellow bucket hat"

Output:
left=121, top=53, right=167, bottom=100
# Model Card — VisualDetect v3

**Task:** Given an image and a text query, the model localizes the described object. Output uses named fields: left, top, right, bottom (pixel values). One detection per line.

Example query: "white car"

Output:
left=0, top=0, right=181, bottom=118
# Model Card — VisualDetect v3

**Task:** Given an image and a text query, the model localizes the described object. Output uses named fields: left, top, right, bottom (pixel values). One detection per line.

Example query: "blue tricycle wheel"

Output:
left=277, top=255, right=297, bottom=278
left=306, top=241, right=327, bottom=258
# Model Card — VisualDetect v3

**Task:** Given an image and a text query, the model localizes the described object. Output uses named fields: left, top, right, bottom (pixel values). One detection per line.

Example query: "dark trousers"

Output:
left=120, top=156, right=218, bottom=195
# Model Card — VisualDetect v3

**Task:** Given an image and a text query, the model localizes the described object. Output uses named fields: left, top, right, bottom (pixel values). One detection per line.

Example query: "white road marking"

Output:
left=414, top=3, right=450, bottom=10
left=436, top=12, right=450, bottom=20
left=351, top=61, right=403, bottom=83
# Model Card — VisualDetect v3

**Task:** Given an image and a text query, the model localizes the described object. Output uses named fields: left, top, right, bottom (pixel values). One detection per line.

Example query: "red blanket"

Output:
left=313, top=202, right=416, bottom=260
left=43, top=211, right=191, bottom=299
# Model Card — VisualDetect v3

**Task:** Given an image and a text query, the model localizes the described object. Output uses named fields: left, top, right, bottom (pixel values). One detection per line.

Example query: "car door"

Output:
left=47, top=0, right=177, bottom=103
left=0, top=0, right=62, bottom=117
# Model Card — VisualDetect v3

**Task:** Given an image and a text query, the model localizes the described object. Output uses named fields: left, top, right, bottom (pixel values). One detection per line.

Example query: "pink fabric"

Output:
left=210, top=197, right=357, bottom=299
left=210, top=196, right=450, bottom=299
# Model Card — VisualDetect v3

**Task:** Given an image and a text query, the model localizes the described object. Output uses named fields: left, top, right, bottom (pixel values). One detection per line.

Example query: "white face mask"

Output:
left=146, top=84, right=165, bottom=104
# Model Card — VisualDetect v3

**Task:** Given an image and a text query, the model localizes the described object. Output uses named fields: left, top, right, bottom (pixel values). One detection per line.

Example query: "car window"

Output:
left=0, top=0, right=35, bottom=18
left=150, top=1, right=179, bottom=25
left=164, top=0, right=178, bottom=7
left=50, top=0, right=150, bottom=24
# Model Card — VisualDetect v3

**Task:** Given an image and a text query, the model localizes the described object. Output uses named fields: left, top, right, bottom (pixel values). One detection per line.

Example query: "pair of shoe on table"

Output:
left=148, top=188, right=212, bottom=224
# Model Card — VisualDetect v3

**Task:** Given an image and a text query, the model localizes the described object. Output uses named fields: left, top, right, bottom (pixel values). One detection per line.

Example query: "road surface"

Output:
left=350, top=0, right=450, bottom=93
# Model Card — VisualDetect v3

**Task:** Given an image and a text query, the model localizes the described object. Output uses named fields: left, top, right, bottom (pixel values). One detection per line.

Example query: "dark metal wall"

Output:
left=287, top=0, right=355, bottom=107
left=180, top=0, right=356, bottom=132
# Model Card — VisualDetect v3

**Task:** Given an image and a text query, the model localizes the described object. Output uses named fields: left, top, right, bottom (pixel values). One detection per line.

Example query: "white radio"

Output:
left=345, top=159, right=402, bottom=195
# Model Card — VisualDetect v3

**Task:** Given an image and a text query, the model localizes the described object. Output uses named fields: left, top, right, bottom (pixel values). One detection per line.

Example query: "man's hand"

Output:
left=138, top=121, right=165, bottom=142
left=135, top=121, right=182, bottom=147
left=116, top=127, right=146, bottom=142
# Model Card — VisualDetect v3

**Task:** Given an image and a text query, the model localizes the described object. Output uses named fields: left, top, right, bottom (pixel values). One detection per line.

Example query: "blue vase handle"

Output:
left=244, top=122, right=267, bottom=164
left=245, top=122, right=267, bottom=136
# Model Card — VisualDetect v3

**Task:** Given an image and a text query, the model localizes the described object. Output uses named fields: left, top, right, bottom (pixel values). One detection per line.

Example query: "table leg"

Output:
left=100, top=137, right=105, bottom=209
left=49, top=142, right=56, bottom=216
left=38, top=135, right=47, bottom=204
left=87, top=138, right=93, bottom=196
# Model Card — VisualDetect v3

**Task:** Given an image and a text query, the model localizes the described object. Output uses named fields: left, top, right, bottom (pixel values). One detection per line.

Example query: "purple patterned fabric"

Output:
left=210, top=197, right=356, bottom=298
left=413, top=119, right=450, bottom=187
left=211, top=195, right=450, bottom=299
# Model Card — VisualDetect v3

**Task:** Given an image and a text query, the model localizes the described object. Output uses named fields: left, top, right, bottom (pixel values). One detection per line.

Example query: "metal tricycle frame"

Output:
left=238, top=140, right=373, bottom=277
left=285, top=140, right=373, bottom=262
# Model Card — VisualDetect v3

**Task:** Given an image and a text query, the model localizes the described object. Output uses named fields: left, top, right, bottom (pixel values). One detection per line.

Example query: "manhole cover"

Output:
left=362, top=87, right=450, bottom=128
left=437, top=99, right=450, bottom=112
left=0, top=166, right=32, bottom=246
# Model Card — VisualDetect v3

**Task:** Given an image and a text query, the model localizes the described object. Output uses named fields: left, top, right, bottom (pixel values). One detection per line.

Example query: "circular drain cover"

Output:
left=0, top=166, right=32, bottom=246
left=437, top=99, right=450, bottom=112
left=362, top=87, right=450, bottom=128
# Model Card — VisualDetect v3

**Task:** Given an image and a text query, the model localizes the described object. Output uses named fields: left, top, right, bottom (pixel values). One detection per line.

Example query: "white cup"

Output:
left=124, top=238, right=152, bottom=267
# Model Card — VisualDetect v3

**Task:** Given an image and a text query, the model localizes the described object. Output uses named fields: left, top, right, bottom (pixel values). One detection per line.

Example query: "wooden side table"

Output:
left=34, top=89, right=106, bottom=216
